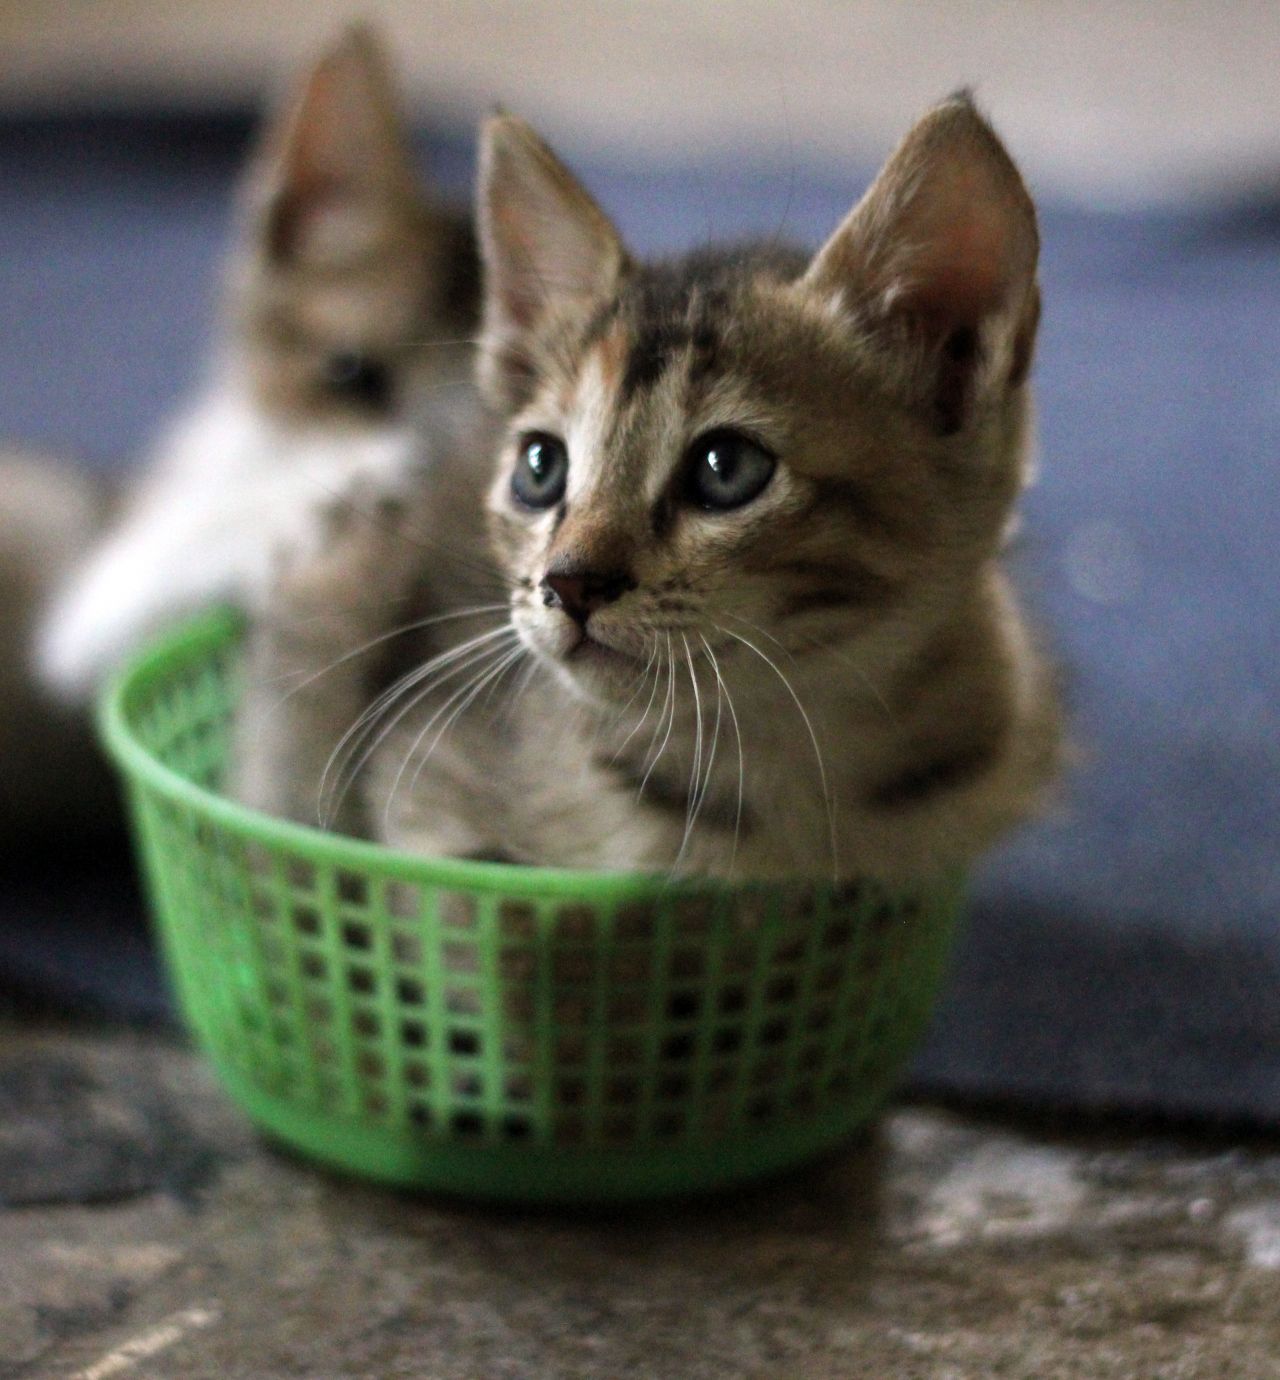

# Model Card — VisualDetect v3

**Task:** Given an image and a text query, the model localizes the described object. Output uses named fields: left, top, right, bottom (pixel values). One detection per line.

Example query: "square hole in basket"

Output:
left=452, top=1070, right=484, bottom=1099
left=501, top=1115, right=532, bottom=1141
left=718, top=985, right=747, bottom=1016
left=250, top=889, right=277, bottom=922
left=557, top=1077, right=585, bottom=1107
left=553, top=951, right=594, bottom=986
left=747, top=1094, right=776, bottom=1122
left=713, top=1027, right=742, bottom=1055
left=556, top=1033, right=586, bottom=1065
left=760, top=1018, right=791, bottom=1047
left=555, top=905, right=596, bottom=942
left=607, top=1075, right=640, bottom=1105
left=408, top=1101, right=433, bottom=1131
left=386, top=882, right=422, bottom=921
left=499, top=900, right=537, bottom=942
left=363, top=1090, right=389, bottom=1118
left=293, top=907, right=322, bottom=939
left=285, top=859, right=317, bottom=892
left=259, top=934, right=286, bottom=968
left=814, top=963, right=843, bottom=994
left=504, top=991, right=534, bottom=1025
left=654, top=1111, right=685, bottom=1139
left=672, top=895, right=715, bottom=935
left=245, top=841, right=273, bottom=878
left=305, top=996, right=333, bottom=1026
left=661, top=1032, right=695, bottom=1063
left=311, top=1036, right=338, bottom=1066
left=607, top=993, right=646, bottom=1025
left=446, top=986, right=482, bottom=1017
left=823, top=918, right=855, bottom=951
left=554, top=1117, right=585, bottom=1146
left=347, top=967, right=376, bottom=997
left=609, top=1033, right=642, bottom=1065
left=265, top=979, right=289, bottom=1008
left=443, top=942, right=479, bottom=975
left=401, top=1019, right=427, bottom=1049
left=336, top=871, right=369, bottom=906
left=357, top=1050, right=386, bottom=1080
left=341, top=921, right=372, bottom=952
left=390, top=930, right=423, bottom=966
left=451, top=1111, right=485, bottom=1138
left=707, top=1064, right=734, bottom=1093
left=614, top=902, right=656, bottom=941
left=609, top=949, right=651, bottom=984
left=553, top=995, right=589, bottom=1026
left=659, top=1072, right=690, bottom=1100
left=353, top=1010, right=381, bottom=1039
left=666, top=990, right=701, bottom=1021
left=505, top=1072, right=533, bottom=1101
left=300, top=952, right=328, bottom=982
left=440, top=892, right=478, bottom=931
left=396, top=975, right=425, bottom=1005
left=500, top=947, right=536, bottom=982
left=767, top=975, right=798, bottom=1004
left=405, top=1060, right=430, bottom=1089
left=448, top=1028, right=481, bottom=1057
left=603, top=1114, right=638, bottom=1143
left=668, top=948, right=706, bottom=982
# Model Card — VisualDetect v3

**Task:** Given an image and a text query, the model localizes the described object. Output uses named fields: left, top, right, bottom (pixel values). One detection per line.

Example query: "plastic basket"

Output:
left=99, top=609, right=963, bottom=1203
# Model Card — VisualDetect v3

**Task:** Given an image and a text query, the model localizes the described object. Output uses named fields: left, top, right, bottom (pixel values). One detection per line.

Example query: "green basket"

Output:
left=99, top=609, right=963, bottom=1204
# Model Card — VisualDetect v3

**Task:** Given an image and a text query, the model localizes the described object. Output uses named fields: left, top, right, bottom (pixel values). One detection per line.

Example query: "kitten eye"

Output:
left=320, top=351, right=393, bottom=412
left=511, top=432, right=569, bottom=509
left=684, top=430, right=776, bottom=511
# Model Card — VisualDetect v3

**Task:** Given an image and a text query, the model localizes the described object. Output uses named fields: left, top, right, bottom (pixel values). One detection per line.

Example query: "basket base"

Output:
left=214, top=1060, right=890, bottom=1205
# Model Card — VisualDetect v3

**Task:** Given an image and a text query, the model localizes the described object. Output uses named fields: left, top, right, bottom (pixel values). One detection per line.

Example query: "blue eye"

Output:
left=685, top=430, right=776, bottom=511
left=511, top=432, right=568, bottom=509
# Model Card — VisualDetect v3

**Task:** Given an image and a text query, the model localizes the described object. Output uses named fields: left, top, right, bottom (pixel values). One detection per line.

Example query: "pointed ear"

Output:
left=477, top=115, right=627, bottom=408
left=249, top=24, right=420, bottom=266
left=805, top=95, right=1039, bottom=434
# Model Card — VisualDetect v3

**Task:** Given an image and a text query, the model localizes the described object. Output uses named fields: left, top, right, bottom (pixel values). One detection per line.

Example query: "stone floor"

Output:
left=3, top=1019, right=1280, bottom=1380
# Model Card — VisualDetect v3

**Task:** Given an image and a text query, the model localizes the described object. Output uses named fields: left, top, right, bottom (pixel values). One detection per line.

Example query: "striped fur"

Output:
left=236, top=96, right=1062, bottom=886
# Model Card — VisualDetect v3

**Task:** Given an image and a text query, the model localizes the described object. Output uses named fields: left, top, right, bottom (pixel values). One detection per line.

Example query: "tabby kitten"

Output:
left=35, top=25, right=476, bottom=700
left=236, top=96, right=1061, bottom=885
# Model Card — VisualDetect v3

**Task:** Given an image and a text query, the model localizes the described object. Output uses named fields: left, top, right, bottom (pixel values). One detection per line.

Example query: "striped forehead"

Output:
left=561, top=319, right=700, bottom=508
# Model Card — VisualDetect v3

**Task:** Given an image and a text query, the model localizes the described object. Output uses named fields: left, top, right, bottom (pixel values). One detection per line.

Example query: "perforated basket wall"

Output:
left=101, top=610, right=964, bottom=1203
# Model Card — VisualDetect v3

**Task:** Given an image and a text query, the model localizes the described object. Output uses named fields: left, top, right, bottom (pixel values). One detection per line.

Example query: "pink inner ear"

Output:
left=905, top=180, right=1017, bottom=330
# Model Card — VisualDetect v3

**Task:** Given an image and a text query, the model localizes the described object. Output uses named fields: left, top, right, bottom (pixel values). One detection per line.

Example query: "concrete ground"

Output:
left=4, top=1019, right=1280, bottom=1379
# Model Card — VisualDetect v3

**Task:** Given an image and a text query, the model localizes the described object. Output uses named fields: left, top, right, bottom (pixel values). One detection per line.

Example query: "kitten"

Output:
left=235, top=96, right=1061, bottom=886
left=34, top=24, right=477, bottom=701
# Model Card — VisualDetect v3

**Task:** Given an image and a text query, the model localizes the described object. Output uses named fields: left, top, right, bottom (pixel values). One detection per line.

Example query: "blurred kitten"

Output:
left=34, top=24, right=476, bottom=701
left=236, top=97, right=1061, bottom=885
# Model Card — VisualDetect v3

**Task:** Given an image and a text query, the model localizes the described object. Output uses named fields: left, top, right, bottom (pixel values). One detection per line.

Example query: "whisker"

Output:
left=700, top=633, right=744, bottom=874
left=319, top=625, right=518, bottom=826
left=717, top=624, right=840, bottom=880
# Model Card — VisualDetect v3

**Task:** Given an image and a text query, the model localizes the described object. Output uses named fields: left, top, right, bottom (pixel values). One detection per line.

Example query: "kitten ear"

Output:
left=249, top=24, right=420, bottom=266
left=805, top=94, right=1039, bottom=434
left=477, top=115, right=628, bottom=407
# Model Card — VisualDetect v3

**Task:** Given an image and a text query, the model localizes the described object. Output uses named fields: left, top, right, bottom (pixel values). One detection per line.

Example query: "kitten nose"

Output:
left=540, top=564, right=636, bottom=625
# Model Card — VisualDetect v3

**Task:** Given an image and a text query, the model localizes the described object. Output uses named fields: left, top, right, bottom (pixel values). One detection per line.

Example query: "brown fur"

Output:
left=235, top=96, right=1062, bottom=887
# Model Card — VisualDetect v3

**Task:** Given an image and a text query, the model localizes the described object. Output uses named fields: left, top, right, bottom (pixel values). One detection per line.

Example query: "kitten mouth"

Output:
left=564, top=627, right=637, bottom=666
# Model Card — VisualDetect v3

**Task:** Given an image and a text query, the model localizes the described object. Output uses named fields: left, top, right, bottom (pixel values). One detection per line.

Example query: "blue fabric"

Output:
left=2, top=113, right=1276, bottom=1119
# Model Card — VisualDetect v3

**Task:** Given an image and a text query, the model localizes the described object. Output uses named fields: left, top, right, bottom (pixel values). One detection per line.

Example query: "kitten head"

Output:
left=476, top=98, right=1040, bottom=702
left=226, top=25, right=475, bottom=428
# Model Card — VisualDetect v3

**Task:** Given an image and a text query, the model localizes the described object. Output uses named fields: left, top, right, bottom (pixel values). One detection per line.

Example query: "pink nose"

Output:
left=540, top=565, right=636, bottom=625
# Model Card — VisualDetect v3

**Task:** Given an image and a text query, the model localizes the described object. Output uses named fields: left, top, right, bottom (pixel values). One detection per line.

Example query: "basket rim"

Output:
left=98, top=607, right=890, bottom=904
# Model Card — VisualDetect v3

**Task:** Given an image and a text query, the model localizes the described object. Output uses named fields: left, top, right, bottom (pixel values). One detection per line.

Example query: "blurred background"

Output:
left=1, top=2, right=1277, bottom=1125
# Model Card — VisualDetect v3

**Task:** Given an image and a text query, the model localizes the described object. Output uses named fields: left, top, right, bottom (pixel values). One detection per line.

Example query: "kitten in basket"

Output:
left=33, top=24, right=477, bottom=703
left=235, top=95, right=1061, bottom=885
